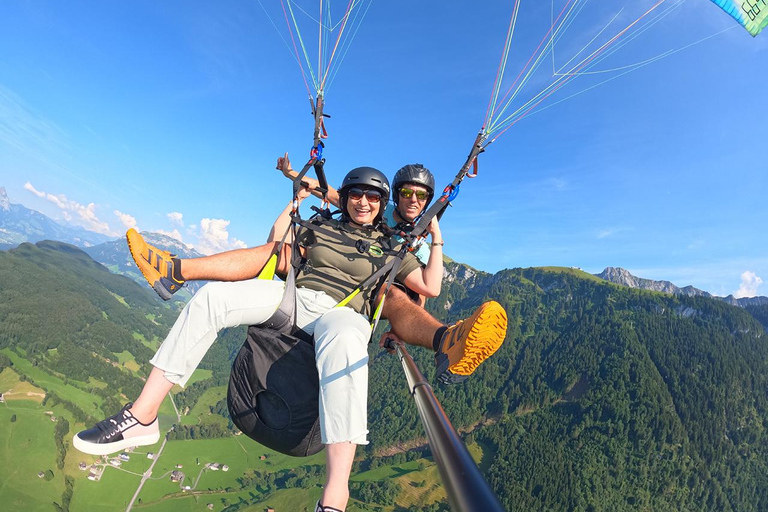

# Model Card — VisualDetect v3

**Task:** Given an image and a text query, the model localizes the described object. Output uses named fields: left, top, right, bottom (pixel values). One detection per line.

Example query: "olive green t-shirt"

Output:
left=295, top=218, right=421, bottom=317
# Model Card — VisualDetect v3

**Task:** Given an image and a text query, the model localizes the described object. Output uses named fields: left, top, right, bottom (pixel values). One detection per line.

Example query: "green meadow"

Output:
left=179, top=385, right=227, bottom=428
left=0, top=401, right=66, bottom=512
left=2, top=348, right=105, bottom=416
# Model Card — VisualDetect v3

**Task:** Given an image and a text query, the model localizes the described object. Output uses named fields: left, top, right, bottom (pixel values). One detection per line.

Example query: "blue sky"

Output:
left=1, top=0, right=766, bottom=297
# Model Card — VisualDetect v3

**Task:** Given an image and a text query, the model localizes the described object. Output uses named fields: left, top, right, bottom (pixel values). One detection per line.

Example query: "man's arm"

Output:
left=277, top=152, right=341, bottom=207
left=400, top=217, right=444, bottom=298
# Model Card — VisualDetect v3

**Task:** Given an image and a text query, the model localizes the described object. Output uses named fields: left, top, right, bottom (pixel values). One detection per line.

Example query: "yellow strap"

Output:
left=335, top=288, right=360, bottom=308
left=370, top=295, right=385, bottom=329
left=257, top=254, right=278, bottom=280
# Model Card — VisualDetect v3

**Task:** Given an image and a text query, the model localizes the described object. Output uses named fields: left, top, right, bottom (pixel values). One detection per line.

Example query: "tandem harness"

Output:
left=227, top=158, right=412, bottom=457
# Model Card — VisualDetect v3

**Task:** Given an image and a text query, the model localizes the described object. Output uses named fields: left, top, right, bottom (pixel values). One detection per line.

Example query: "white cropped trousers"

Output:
left=149, top=279, right=371, bottom=445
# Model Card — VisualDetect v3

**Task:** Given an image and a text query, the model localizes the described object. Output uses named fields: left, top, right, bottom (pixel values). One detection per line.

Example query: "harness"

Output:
left=227, top=100, right=413, bottom=456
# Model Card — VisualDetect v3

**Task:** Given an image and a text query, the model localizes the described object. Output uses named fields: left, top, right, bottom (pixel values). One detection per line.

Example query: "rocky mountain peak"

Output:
left=0, top=187, right=9, bottom=211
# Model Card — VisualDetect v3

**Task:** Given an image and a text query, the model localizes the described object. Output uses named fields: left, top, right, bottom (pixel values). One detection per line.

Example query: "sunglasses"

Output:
left=399, top=187, right=429, bottom=201
left=347, top=187, right=382, bottom=203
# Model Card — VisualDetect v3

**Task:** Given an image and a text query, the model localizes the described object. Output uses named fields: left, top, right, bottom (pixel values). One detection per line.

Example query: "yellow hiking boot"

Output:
left=126, top=228, right=184, bottom=300
left=435, top=301, right=507, bottom=384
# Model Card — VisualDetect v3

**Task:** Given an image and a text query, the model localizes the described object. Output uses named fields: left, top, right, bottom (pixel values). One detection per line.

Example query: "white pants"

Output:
left=149, top=279, right=371, bottom=445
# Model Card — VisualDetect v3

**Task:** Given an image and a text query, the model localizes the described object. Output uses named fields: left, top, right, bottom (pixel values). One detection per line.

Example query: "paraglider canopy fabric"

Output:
left=228, top=326, right=323, bottom=457
left=709, top=0, right=767, bottom=36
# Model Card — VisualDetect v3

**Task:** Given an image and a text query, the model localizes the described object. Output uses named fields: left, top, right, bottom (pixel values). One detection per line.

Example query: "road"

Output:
left=125, top=434, right=168, bottom=512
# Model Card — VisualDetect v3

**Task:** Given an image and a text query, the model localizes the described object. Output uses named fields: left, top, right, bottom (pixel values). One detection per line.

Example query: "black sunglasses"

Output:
left=347, top=187, right=382, bottom=203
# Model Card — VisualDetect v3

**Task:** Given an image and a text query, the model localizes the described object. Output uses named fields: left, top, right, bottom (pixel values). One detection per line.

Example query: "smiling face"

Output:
left=345, top=186, right=382, bottom=226
left=395, top=183, right=430, bottom=222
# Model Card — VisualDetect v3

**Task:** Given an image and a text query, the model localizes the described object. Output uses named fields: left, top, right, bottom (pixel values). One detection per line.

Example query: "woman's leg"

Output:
left=312, top=307, right=372, bottom=510
left=322, top=442, right=357, bottom=510
left=129, top=366, right=175, bottom=423
left=149, top=279, right=286, bottom=388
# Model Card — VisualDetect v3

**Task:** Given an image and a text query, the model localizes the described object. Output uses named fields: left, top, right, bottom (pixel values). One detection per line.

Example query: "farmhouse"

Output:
left=119, top=453, right=130, bottom=461
left=78, top=462, right=88, bottom=471
left=147, top=453, right=155, bottom=460
left=170, top=470, right=183, bottom=483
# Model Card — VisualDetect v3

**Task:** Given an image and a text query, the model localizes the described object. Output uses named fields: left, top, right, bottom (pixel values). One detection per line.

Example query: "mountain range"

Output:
left=595, top=266, right=768, bottom=307
left=3, top=187, right=766, bottom=306
left=0, top=187, right=113, bottom=249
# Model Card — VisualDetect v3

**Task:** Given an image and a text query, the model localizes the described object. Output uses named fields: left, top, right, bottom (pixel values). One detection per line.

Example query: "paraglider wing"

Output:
left=709, top=0, right=767, bottom=36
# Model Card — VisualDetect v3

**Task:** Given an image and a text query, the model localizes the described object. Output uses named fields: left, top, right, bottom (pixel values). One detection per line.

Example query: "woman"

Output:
left=74, top=165, right=441, bottom=512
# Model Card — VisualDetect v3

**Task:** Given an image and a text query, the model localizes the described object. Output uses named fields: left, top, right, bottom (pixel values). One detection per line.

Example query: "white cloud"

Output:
left=733, top=271, right=762, bottom=299
left=24, top=182, right=112, bottom=235
left=114, top=210, right=138, bottom=231
left=168, top=212, right=184, bottom=226
left=597, top=228, right=617, bottom=239
left=157, top=229, right=184, bottom=242
left=195, top=218, right=247, bottom=255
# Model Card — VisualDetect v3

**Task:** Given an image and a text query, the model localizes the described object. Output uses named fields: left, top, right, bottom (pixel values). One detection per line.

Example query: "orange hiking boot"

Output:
left=435, top=301, right=507, bottom=384
left=126, top=228, right=184, bottom=300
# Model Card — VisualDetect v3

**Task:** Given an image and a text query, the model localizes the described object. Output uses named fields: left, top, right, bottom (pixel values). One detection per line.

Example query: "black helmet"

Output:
left=392, top=164, right=435, bottom=206
left=339, top=166, right=390, bottom=225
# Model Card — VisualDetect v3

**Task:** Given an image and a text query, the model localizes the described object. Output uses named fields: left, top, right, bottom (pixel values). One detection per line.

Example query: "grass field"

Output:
left=54, top=424, right=467, bottom=512
left=0, top=366, right=21, bottom=393
left=1, top=373, right=471, bottom=512
left=180, top=385, right=227, bottom=428
left=1, top=348, right=105, bottom=416
left=0, top=400, right=67, bottom=512
left=115, top=350, right=141, bottom=373
left=184, top=369, right=213, bottom=388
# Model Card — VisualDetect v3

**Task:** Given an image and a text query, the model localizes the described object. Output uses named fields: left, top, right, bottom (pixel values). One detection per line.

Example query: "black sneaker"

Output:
left=73, top=403, right=160, bottom=456
left=315, top=501, right=343, bottom=512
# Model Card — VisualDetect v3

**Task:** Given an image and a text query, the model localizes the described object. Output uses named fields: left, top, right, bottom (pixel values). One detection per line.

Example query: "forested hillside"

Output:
left=2, top=242, right=767, bottom=511
left=0, top=241, right=181, bottom=421
left=368, top=264, right=768, bottom=511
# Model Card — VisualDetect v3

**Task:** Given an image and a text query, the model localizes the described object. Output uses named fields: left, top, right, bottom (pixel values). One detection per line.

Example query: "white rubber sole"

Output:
left=73, top=431, right=160, bottom=456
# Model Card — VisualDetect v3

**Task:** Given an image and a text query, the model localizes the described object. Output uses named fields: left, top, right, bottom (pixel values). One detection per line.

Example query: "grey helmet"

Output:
left=339, top=166, right=390, bottom=225
left=392, top=164, right=435, bottom=207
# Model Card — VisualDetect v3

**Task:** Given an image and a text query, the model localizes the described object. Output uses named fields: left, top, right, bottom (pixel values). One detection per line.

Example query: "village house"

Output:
left=78, top=462, right=88, bottom=471
left=147, top=453, right=155, bottom=460
left=175, top=464, right=183, bottom=469
left=170, top=470, right=183, bottom=483
left=37, top=471, right=45, bottom=479
left=222, top=465, right=229, bottom=472
left=119, top=453, right=130, bottom=462
left=207, top=504, right=214, bottom=510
